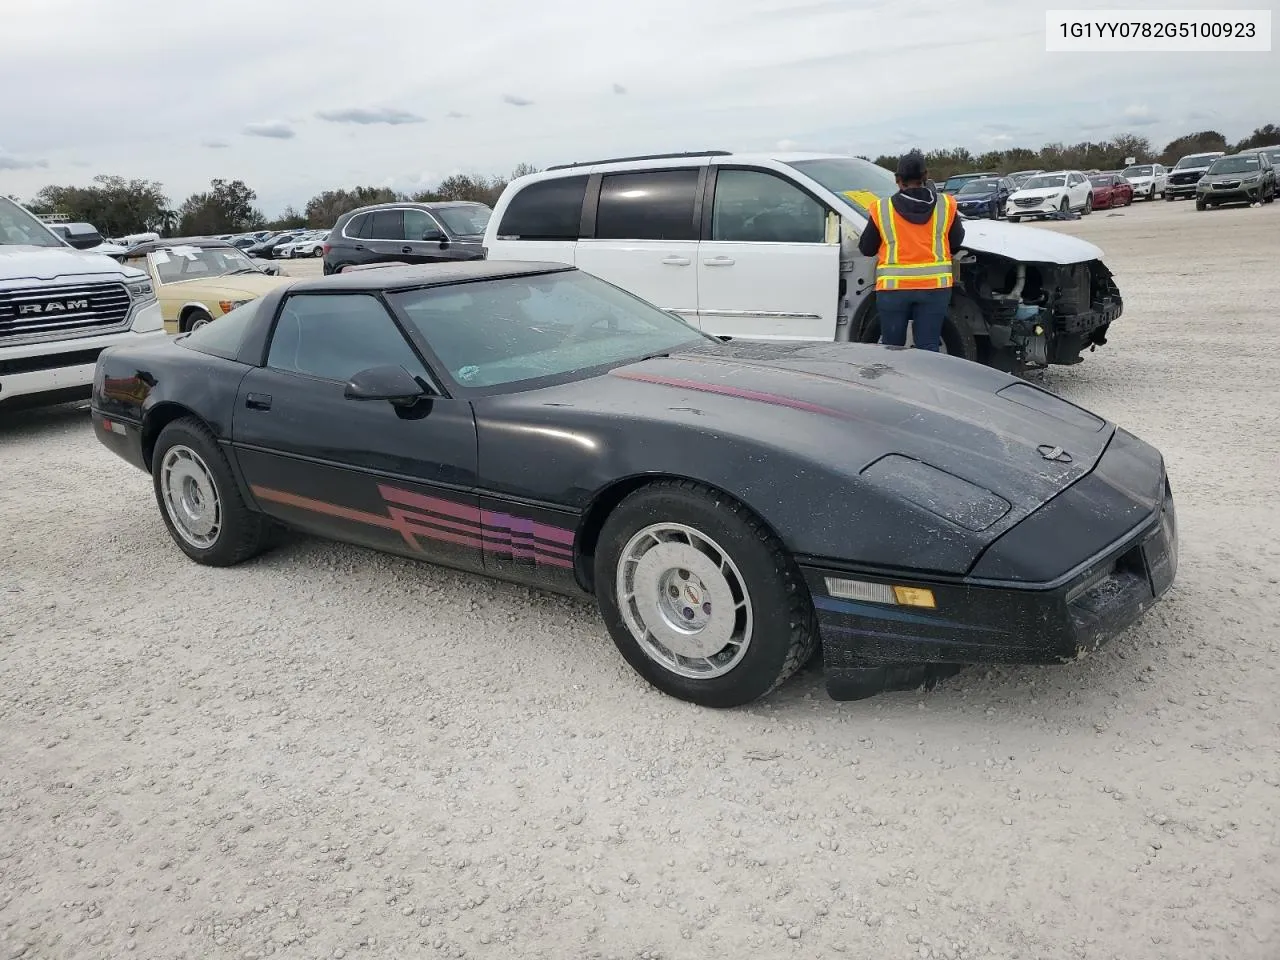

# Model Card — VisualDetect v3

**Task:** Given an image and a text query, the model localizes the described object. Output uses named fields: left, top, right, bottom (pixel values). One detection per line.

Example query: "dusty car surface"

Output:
left=90, top=261, right=1177, bottom=707
left=119, top=238, right=294, bottom=334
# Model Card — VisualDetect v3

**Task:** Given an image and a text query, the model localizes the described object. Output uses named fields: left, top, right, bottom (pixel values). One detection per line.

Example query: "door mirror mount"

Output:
left=344, top=365, right=432, bottom=404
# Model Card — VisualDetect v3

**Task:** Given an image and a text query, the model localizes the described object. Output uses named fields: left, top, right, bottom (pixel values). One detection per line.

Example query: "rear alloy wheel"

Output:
left=152, top=417, right=274, bottom=566
left=595, top=481, right=816, bottom=707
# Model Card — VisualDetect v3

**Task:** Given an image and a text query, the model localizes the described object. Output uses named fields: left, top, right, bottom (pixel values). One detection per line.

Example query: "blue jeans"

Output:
left=876, top=288, right=952, bottom=352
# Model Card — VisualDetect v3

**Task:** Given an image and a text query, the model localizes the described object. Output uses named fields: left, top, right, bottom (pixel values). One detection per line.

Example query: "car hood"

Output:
left=0, top=244, right=146, bottom=283
left=163, top=274, right=293, bottom=298
left=551, top=340, right=1115, bottom=524
left=958, top=218, right=1104, bottom=263
left=1201, top=171, right=1259, bottom=183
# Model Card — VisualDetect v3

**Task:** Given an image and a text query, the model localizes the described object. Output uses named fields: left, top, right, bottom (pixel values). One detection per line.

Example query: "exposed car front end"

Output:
left=158, top=274, right=293, bottom=335
left=1, top=253, right=166, bottom=409
left=1167, top=167, right=1212, bottom=199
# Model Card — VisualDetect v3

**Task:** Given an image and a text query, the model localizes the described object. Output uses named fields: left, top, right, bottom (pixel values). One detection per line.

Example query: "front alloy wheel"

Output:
left=595, top=480, right=817, bottom=707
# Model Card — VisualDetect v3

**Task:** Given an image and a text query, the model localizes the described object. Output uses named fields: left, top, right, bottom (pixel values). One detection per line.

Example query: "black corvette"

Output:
left=91, top=261, right=1178, bottom=706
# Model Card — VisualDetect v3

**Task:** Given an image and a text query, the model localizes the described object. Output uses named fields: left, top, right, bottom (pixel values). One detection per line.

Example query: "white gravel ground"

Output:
left=2, top=199, right=1278, bottom=960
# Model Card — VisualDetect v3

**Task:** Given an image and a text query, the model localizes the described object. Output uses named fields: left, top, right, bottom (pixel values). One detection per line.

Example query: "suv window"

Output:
left=266, top=293, right=428, bottom=382
left=710, top=169, right=825, bottom=243
left=496, top=176, right=587, bottom=240
left=368, top=210, right=403, bottom=240
left=595, top=170, right=699, bottom=241
left=344, top=213, right=372, bottom=239
left=403, top=208, right=441, bottom=241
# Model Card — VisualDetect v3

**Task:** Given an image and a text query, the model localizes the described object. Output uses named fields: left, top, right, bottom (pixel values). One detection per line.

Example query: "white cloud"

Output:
left=316, top=106, right=425, bottom=125
left=243, top=121, right=296, bottom=139
left=0, top=0, right=1271, bottom=214
left=776, top=139, right=800, bottom=151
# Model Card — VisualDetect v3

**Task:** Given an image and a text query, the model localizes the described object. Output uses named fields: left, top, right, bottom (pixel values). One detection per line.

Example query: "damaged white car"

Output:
left=483, top=151, right=1122, bottom=372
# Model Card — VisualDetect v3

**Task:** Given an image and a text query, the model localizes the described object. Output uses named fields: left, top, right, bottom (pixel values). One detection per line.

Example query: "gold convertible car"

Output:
left=119, top=238, right=294, bottom=334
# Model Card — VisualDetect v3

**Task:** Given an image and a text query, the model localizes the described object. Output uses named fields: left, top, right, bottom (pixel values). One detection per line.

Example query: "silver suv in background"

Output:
left=0, top=197, right=165, bottom=410
left=1165, top=152, right=1226, bottom=201
left=1120, top=162, right=1168, bottom=200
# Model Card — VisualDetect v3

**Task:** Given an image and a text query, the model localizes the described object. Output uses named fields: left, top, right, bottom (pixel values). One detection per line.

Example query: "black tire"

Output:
left=1059, top=198, right=1069, bottom=213
left=1083, top=194, right=1093, bottom=215
left=1195, top=198, right=1207, bottom=211
left=857, top=296, right=979, bottom=362
left=151, top=416, right=273, bottom=567
left=182, top=308, right=214, bottom=333
left=594, top=480, right=817, bottom=707
left=1264, top=185, right=1275, bottom=204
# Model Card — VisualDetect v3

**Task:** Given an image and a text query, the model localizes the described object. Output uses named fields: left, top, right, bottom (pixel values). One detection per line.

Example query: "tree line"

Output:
left=871, top=125, right=1278, bottom=183
left=14, top=124, right=1277, bottom=237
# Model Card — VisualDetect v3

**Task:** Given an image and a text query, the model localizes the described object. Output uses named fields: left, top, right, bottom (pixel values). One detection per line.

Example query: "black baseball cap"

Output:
left=897, top=150, right=927, bottom=180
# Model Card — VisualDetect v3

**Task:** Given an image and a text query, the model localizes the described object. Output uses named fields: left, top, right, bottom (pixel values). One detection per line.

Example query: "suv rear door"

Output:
left=363, top=208, right=408, bottom=264
left=694, top=163, right=839, bottom=339
left=574, top=167, right=703, bottom=323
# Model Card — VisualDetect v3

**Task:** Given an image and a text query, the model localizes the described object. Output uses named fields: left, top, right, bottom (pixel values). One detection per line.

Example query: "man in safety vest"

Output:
left=857, top=150, right=965, bottom=352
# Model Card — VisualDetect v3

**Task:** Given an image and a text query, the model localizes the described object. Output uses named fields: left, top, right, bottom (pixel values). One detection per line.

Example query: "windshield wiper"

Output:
left=226, top=267, right=260, bottom=275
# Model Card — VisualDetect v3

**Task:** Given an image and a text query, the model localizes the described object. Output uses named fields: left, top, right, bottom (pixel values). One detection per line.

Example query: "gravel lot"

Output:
left=3, top=200, right=1278, bottom=960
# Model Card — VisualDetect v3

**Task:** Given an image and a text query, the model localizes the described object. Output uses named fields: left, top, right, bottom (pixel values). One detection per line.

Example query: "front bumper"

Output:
left=1199, top=183, right=1265, bottom=204
left=0, top=312, right=166, bottom=408
left=1006, top=198, right=1063, bottom=217
left=1166, top=180, right=1202, bottom=197
left=805, top=438, right=1177, bottom=700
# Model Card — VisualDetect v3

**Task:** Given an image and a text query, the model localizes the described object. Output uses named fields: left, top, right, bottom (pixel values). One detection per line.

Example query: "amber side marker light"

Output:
left=824, top=577, right=937, bottom=609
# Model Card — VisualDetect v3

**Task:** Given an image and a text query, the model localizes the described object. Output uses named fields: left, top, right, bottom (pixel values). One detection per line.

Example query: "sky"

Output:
left=1, top=0, right=1274, bottom=217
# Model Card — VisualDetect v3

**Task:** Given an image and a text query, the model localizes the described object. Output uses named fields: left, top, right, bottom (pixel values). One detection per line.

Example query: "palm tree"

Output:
left=155, top=209, right=178, bottom=237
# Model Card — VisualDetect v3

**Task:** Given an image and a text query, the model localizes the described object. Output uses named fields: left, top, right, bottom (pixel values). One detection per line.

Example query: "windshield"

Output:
left=1175, top=154, right=1218, bottom=169
left=1207, top=156, right=1261, bottom=175
left=1023, top=175, right=1066, bottom=189
left=390, top=269, right=707, bottom=390
left=434, top=204, right=492, bottom=236
left=782, top=157, right=899, bottom=214
left=150, top=245, right=260, bottom=284
left=958, top=179, right=1000, bottom=195
left=0, top=197, right=66, bottom=248
left=1123, top=165, right=1153, bottom=178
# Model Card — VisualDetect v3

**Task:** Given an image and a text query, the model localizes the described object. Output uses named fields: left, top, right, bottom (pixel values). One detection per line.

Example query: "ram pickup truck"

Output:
left=1, top=197, right=165, bottom=410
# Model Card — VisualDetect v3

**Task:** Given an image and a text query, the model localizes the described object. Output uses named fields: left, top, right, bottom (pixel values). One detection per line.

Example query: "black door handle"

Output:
left=245, top=393, right=272, bottom=410
left=401, top=246, right=412, bottom=254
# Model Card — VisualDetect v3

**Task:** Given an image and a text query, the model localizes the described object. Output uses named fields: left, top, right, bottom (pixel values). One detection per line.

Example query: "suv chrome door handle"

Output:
left=661, top=255, right=691, bottom=265
left=704, top=256, right=735, bottom=266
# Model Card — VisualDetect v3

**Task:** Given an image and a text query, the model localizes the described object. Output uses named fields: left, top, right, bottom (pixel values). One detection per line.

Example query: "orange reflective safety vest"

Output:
left=867, top=193, right=957, bottom=291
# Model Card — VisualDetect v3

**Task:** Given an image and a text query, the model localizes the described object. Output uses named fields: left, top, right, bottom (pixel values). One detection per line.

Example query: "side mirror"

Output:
left=344, top=365, right=431, bottom=405
left=58, top=222, right=105, bottom=250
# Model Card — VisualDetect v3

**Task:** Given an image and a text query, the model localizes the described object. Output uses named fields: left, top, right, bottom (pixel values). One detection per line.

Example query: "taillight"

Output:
left=322, top=242, right=331, bottom=255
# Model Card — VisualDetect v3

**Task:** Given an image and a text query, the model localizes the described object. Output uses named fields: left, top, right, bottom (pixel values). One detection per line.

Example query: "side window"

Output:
left=595, top=169, right=699, bottom=241
left=403, top=209, right=441, bottom=241
left=368, top=210, right=403, bottom=240
left=710, top=169, right=826, bottom=243
left=496, top=176, right=587, bottom=240
left=266, top=293, right=428, bottom=382
left=345, top=213, right=371, bottom=239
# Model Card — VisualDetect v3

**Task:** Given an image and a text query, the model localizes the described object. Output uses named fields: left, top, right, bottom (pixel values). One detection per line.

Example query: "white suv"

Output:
left=1, top=197, right=165, bottom=410
left=1120, top=162, right=1168, bottom=200
left=483, top=150, right=1125, bottom=370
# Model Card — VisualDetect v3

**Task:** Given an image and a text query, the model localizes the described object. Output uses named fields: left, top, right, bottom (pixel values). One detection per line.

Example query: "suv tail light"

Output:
left=322, top=242, right=331, bottom=255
